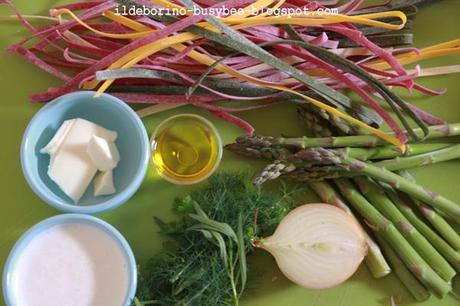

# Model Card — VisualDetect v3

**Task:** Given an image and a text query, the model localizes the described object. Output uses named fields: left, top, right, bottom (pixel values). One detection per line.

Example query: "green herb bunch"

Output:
left=136, top=173, right=298, bottom=306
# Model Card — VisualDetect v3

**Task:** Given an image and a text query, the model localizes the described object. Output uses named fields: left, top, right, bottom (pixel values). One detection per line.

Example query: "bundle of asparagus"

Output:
left=226, top=106, right=460, bottom=301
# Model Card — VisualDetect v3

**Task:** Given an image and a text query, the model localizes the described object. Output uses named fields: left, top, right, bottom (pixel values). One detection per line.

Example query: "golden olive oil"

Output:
left=152, top=115, right=221, bottom=184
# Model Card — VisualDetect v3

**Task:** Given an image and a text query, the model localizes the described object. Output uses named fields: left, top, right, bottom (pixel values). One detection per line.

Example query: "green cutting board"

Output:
left=1, top=1, right=459, bottom=305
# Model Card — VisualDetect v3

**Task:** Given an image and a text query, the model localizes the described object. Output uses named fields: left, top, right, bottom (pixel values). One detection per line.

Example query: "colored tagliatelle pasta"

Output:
left=2, top=0, right=460, bottom=151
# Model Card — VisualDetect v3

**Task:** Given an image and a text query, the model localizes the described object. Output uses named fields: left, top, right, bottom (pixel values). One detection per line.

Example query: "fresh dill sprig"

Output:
left=136, top=173, right=301, bottom=306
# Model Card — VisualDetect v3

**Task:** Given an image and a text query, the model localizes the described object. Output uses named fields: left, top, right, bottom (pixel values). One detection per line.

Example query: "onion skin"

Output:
left=256, top=203, right=367, bottom=289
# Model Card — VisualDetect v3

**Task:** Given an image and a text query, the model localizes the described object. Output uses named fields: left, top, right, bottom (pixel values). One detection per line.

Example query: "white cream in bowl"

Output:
left=9, top=222, right=131, bottom=306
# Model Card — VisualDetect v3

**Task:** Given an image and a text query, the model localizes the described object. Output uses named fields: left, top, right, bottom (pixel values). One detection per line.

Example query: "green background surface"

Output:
left=1, top=1, right=460, bottom=305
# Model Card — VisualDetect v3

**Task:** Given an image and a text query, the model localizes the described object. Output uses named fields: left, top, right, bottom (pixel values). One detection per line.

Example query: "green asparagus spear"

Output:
left=398, top=171, right=460, bottom=251
left=335, top=178, right=451, bottom=297
left=255, top=144, right=460, bottom=183
left=346, top=143, right=449, bottom=162
left=383, top=186, right=460, bottom=271
left=227, top=142, right=449, bottom=162
left=235, top=123, right=460, bottom=149
left=373, top=233, right=431, bottom=302
left=225, top=143, right=294, bottom=161
left=341, top=156, right=460, bottom=219
left=374, top=144, right=460, bottom=171
left=354, top=177, right=456, bottom=282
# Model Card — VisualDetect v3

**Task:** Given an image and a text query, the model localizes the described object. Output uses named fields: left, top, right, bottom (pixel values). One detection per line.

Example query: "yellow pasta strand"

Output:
left=419, top=38, right=460, bottom=52
left=50, top=9, right=153, bottom=39
left=369, top=40, right=460, bottom=69
left=103, top=10, right=151, bottom=31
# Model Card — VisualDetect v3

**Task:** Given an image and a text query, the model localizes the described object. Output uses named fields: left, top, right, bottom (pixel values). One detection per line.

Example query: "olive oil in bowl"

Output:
left=151, top=114, right=222, bottom=184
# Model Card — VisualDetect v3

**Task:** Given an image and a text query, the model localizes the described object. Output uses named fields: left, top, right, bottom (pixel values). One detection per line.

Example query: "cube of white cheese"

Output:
left=40, top=119, right=74, bottom=156
left=87, top=135, right=120, bottom=171
left=41, top=118, right=118, bottom=203
left=94, top=171, right=116, bottom=196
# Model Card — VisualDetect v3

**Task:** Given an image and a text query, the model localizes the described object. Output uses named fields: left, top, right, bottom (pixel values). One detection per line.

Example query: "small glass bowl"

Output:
left=150, top=114, right=223, bottom=185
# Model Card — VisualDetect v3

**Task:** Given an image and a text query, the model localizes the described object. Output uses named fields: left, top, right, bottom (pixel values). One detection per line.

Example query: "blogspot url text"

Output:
left=114, top=5, right=339, bottom=17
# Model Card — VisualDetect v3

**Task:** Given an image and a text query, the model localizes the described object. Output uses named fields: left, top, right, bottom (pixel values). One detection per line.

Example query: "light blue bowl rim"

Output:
left=2, top=214, right=137, bottom=306
left=20, top=91, right=150, bottom=214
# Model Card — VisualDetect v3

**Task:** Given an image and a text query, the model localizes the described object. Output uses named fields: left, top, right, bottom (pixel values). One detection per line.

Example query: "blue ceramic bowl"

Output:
left=2, top=214, right=137, bottom=306
left=21, top=91, right=149, bottom=214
